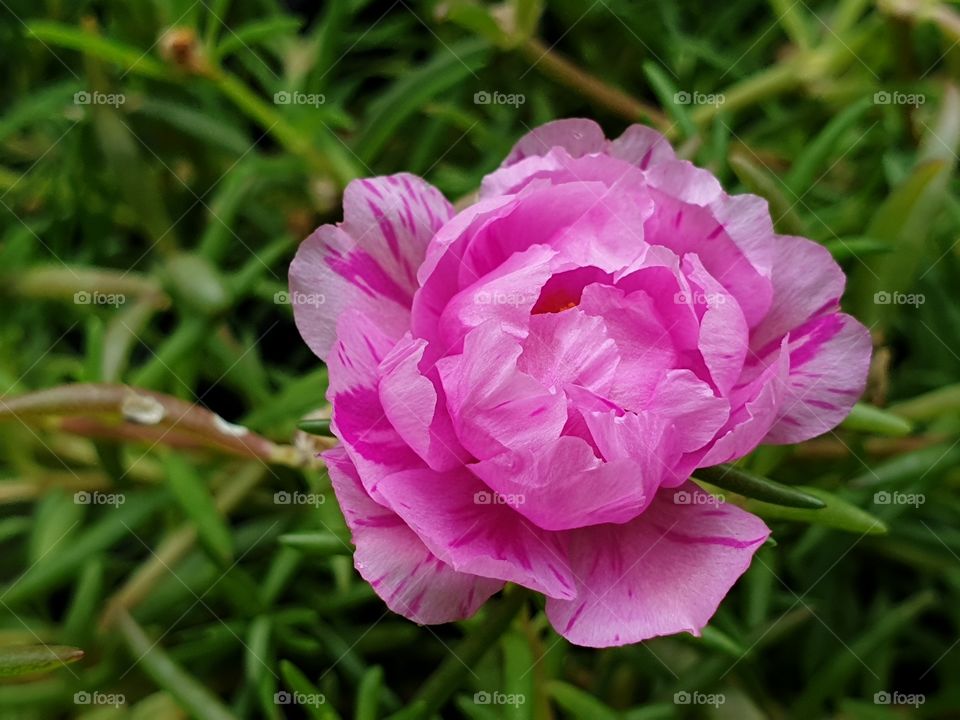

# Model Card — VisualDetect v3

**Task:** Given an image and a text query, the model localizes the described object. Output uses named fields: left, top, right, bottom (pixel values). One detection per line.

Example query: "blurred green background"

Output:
left=1, top=0, right=960, bottom=718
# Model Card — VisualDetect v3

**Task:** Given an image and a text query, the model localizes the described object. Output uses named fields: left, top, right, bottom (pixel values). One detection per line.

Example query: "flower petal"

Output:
left=765, top=312, right=871, bottom=443
left=471, top=437, right=656, bottom=531
left=328, top=310, right=423, bottom=503
left=379, top=334, right=471, bottom=472
left=375, top=465, right=578, bottom=599
left=545, top=483, right=769, bottom=647
left=437, top=321, right=567, bottom=460
left=325, top=447, right=502, bottom=624
left=290, top=174, right=452, bottom=359
left=750, top=234, right=845, bottom=352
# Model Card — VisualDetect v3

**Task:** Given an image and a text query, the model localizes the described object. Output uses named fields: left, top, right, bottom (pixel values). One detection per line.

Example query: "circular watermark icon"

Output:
left=673, top=490, right=724, bottom=507
left=473, top=90, right=525, bottom=107
left=474, top=490, right=525, bottom=508
left=673, top=90, right=725, bottom=107
left=273, top=91, right=326, bottom=107
left=473, top=690, right=526, bottom=707
left=274, top=490, right=325, bottom=507
left=873, top=90, right=925, bottom=107
left=74, top=90, right=126, bottom=107
left=275, top=290, right=326, bottom=307
left=74, top=490, right=125, bottom=508
left=74, top=290, right=126, bottom=307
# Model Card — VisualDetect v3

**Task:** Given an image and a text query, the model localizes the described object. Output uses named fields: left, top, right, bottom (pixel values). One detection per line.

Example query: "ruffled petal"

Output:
left=471, top=437, right=655, bottom=531
left=764, top=313, right=871, bottom=444
left=545, top=482, right=769, bottom=647
left=379, top=334, right=471, bottom=472
left=437, top=321, right=566, bottom=460
left=750, top=234, right=845, bottom=352
left=375, top=465, right=578, bottom=599
left=290, top=174, right=452, bottom=359
left=328, top=310, right=423, bottom=503
left=326, top=447, right=502, bottom=624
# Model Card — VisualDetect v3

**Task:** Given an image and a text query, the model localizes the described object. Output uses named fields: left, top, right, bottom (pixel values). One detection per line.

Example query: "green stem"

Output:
left=387, top=587, right=531, bottom=720
left=209, top=69, right=360, bottom=186
left=519, top=38, right=670, bottom=130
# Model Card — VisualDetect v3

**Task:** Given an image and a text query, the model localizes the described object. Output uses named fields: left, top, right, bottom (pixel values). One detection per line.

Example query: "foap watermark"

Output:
left=873, top=290, right=924, bottom=307
left=273, top=91, right=326, bottom=107
left=74, top=90, right=126, bottom=107
left=474, top=490, right=525, bottom=507
left=674, top=690, right=726, bottom=708
left=274, top=691, right=326, bottom=707
left=74, top=491, right=125, bottom=508
left=874, top=490, right=925, bottom=508
left=274, top=490, right=325, bottom=507
left=673, top=489, right=724, bottom=507
left=874, top=691, right=925, bottom=708
left=874, top=90, right=925, bottom=107
left=74, top=691, right=125, bottom=708
left=74, top=290, right=126, bottom=308
left=275, top=290, right=326, bottom=307
left=474, top=90, right=525, bottom=107
left=474, top=691, right=526, bottom=707
left=674, top=90, right=725, bottom=107
left=473, top=290, right=534, bottom=307
left=674, top=290, right=726, bottom=306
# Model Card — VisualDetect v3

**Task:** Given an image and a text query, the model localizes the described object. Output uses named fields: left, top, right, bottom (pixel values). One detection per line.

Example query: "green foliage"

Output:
left=1, top=0, right=959, bottom=718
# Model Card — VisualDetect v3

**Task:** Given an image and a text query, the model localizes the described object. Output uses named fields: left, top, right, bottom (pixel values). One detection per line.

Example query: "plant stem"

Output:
left=519, top=38, right=670, bottom=130
left=386, top=586, right=531, bottom=720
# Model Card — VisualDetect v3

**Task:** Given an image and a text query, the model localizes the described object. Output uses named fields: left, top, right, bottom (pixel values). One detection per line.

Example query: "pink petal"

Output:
left=700, top=340, right=790, bottom=466
left=374, top=465, right=578, bottom=599
left=328, top=310, right=423, bottom=503
left=502, top=118, right=606, bottom=165
left=325, top=447, right=502, bottom=624
left=750, top=234, right=845, bottom=352
left=378, top=334, right=471, bottom=472
left=765, top=312, right=871, bottom=444
left=437, top=321, right=567, bottom=460
left=518, top=308, right=619, bottom=395
left=608, top=124, right=676, bottom=169
left=471, top=437, right=656, bottom=530
left=290, top=174, right=452, bottom=359
left=546, top=482, right=770, bottom=647
left=682, top=254, right=749, bottom=395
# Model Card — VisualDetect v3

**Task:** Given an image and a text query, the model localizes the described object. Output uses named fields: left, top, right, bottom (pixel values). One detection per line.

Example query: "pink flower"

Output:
left=290, top=119, right=871, bottom=647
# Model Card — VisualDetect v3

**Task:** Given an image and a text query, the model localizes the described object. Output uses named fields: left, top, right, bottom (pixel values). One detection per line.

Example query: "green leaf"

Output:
left=784, top=96, right=873, bottom=195
left=213, top=17, right=303, bottom=60
left=839, top=402, right=912, bottom=436
left=849, top=442, right=960, bottom=488
left=643, top=61, right=696, bottom=139
left=2, top=492, right=165, bottom=605
left=0, top=645, right=84, bottom=678
left=705, top=484, right=888, bottom=535
left=694, top=465, right=826, bottom=509
left=279, top=660, right=332, bottom=720
left=356, top=666, right=385, bottom=720
left=297, top=418, right=332, bottom=436
left=117, top=611, right=241, bottom=720
left=356, top=39, right=489, bottom=164
left=164, top=454, right=234, bottom=565
left=822, top=235, right=891, bottom=261
left=25, top=21, right=171, bottom=80
left=545, top=681, right=618, bottom=720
